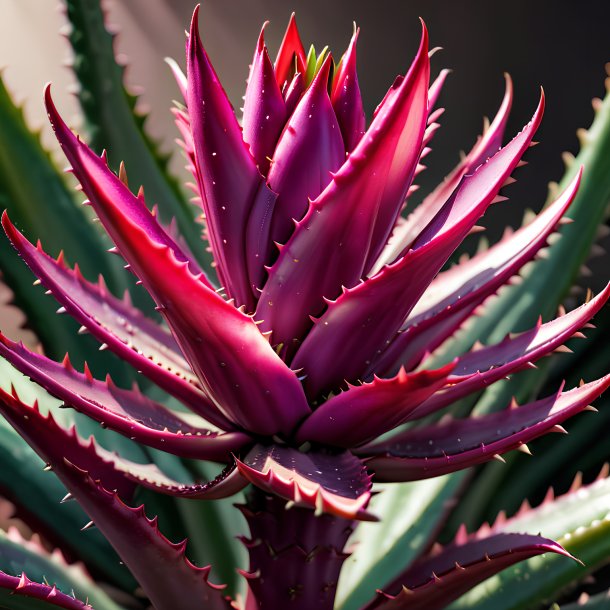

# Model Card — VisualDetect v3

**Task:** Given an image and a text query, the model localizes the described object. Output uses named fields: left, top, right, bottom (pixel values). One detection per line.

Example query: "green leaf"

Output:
left=335, top=473, right=465, bottom=610
left=449, top=475, right=610, bottom=610
left=551, top=589, right=610, bottom=609
left=0, top=529, right=123, bottom=610
left=64, top=0, right=210, bottom=270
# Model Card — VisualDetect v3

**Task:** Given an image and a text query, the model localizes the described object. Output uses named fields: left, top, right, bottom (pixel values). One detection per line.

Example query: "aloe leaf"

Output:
left=0, top=75, right=132, bottom=377
left=63, top=0, right=208, bottom=268
left=0, top=359, right=135, bottom=590
left=449, top=474, right=610, bottom=609
left=432, top=83, right=610, bottom=385
left=335, top=473, right=465, bottom=610
left=0, top=528, right=123, bottom=610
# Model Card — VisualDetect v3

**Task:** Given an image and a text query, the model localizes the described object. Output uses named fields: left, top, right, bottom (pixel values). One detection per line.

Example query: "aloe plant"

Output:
left=0, top=3, right=608, bottom=609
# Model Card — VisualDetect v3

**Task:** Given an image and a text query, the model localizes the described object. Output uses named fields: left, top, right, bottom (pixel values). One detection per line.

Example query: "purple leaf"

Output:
left=362, top=375, right=610, bottom=481
left=295, top=363, right=454, bottom=448
left=44, top=87, right=209, bottom=287
left=331, top=27, right=366, bottom=152
left=370, top=170, right=581, bottom=376
left=0, top=571, right=93, bottom=609
left=0, top=385, right=246, bottom=500
left=57, top=460, right=233, bottom=610
left=45, top=85, right=310, bottom=437
left=413, top=282, right=610, bottom=418
left=256, top=23, right=429, bottom=351
left=378, top=73, right=514, bottom=266
left=2, top=214, right=233, bottom=430
left=0, top=334, right=249, bottom=460
left=186, top=6, right=274, bottom=309
left=274, top=13, right=307, bottom=90
left=0, top=384, right=136, bottom=499
left=268, top=54, right=345, bottom=250
left=242, top=24, right=287, bottom=175
left=293, top=94, right=544, bottom=397
left=363, top=532, right=571, bottom=610
left=235, top=444, right=375, bottom=520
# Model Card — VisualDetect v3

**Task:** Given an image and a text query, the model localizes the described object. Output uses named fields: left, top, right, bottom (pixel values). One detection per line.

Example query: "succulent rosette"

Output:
left=0, top=4, right=608, bottom=610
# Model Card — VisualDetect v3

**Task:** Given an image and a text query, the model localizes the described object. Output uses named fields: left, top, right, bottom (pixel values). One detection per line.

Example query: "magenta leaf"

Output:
left=372, top=170, right=581, bottom=375
left=235, top=444, right=375, bottom=520
left=268, top=55, right=345, bottom=249
left=413, top=282, right=610, bottom=417
left=44, top=87, right=209, bottom=287
left=242, top=24, right=287, bottom=175
left=293, top=94, right=543, bottom=397
left=0, top=334, right=249, bottom=460
left=295, top=363, right=454, bottom=448
left=2, top=214, right=234, bottom=429
left=57, top=460, right=233, bottom=610
left=379, top=73, right=514, bottom=265
left=0, top=384, right=135, bottom=500
left=186, top=6, right=275, bottom=308
left=0, top=571, right=93, bottom=609
left=0, top=384, right=246, bottom=500
left=256, top=23, right=429, bottom=351
left=45, top=85, right=310, bottom=437
left=363, top=375, right=610, bottom=481
left=331, top=27, right=366, bottom=152
left=363, top=533, right=571, bottom=610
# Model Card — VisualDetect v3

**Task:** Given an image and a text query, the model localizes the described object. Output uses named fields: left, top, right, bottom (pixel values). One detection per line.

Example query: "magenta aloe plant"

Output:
left=0, top=3, right=609, bottom=610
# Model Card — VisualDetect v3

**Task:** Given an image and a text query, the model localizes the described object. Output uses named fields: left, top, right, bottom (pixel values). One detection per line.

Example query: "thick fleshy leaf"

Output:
left=412, top=283, right=610, bottom=418
left=0, top=359, right=135, bottom=590
left=64, top=0, right=205, bottom=268
left=451, top=471, right=610, bottom=610
left=45, top=87, right=208, bottom=286
left=0, top=384, right=246, bottom=499
left=268, top=55, right=345, bottom=249
left=274, top=13, right=307, bottom=89
left=363, top=533, right=570, bottom=610
left=2, top=215, right=234, bottom=429
left=377, top=73, right=514, bottom=267
left=242, top=24, right=287, bottom=175
left=0, top=571, right=93, bottom=609
left=331, top=28, right=366, bottom=152
left=0, top=527, right=121, bottom=610
left=235, top=444, right=374, bottom=520
left=295, top=363, right=454, bottom=447
left=363, top=376, right=610, bottom=481
left=46, top=83, right=310, bottom=437
left=257, top=23, right=430, bottom=350
left=0, top=334, right=248, bottom=460
left=293, top=95, right=544, bottom=397
left=55, top=460, right=232, bottom=610
left=336, top=475, right=466, bottom=610
left=187, top=6, right=274, bottom=308
left=371, top=171, right=581, bottom=375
